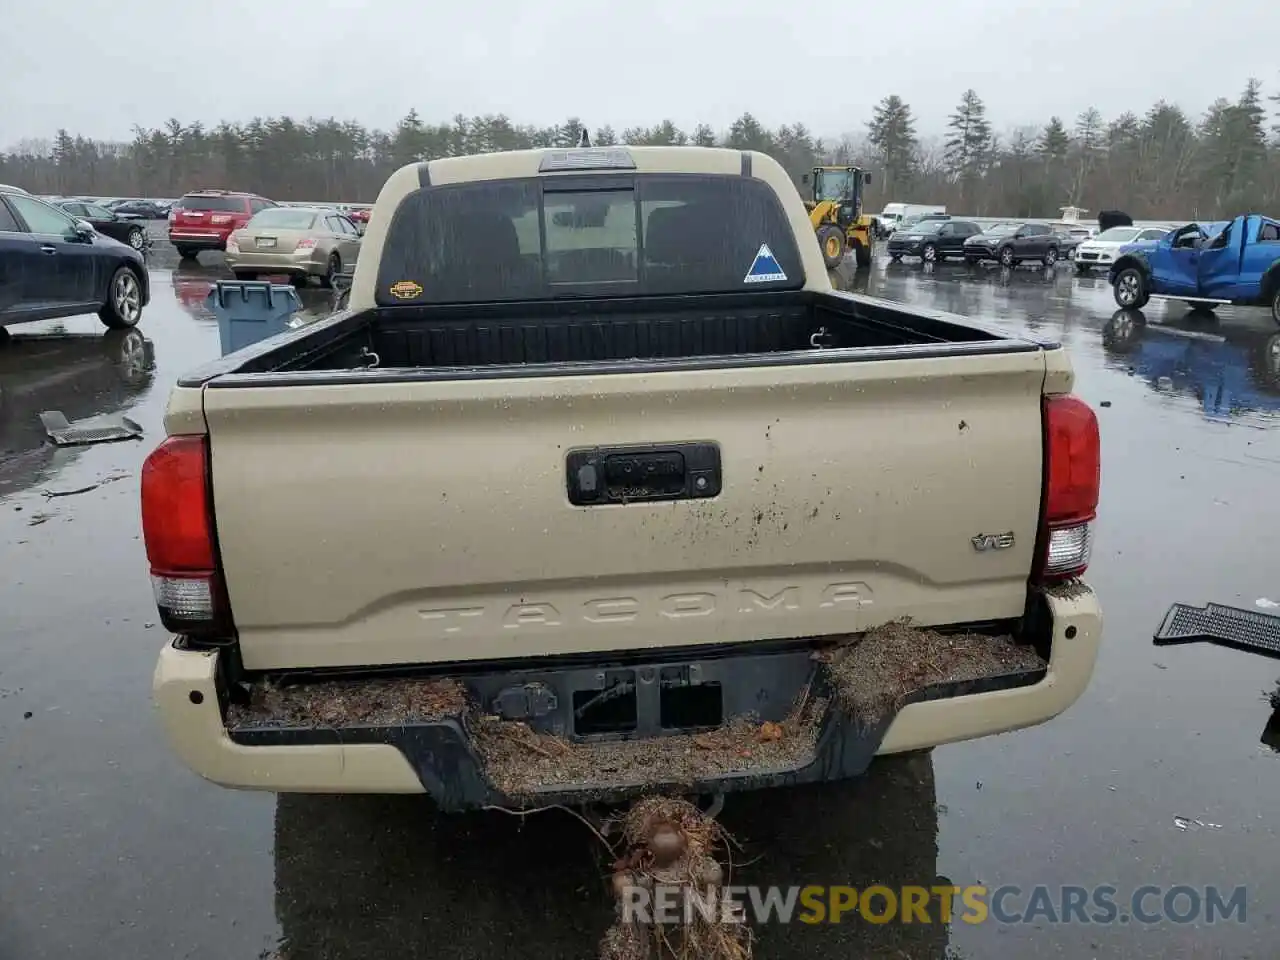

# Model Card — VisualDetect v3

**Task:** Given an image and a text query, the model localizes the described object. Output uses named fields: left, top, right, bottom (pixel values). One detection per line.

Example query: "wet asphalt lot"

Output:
left=2, top=227, right=1279, bottom=959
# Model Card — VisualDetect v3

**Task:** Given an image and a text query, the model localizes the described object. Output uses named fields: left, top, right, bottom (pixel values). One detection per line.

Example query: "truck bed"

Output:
left=179, top=290, right=1027, bottom=386
left=179, top=290, right=1053, bottom=672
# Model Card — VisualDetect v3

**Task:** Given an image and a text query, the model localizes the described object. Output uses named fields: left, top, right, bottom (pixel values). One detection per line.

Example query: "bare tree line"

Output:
left=3, top=80, right=1280, bottom=219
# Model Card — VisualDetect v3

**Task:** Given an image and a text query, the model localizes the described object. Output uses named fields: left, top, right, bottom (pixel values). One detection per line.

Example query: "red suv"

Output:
left=168, top=190, right=277, bottom=259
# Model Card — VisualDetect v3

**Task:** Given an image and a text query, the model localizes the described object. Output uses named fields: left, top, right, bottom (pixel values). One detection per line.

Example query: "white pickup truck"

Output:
left=145, top=146, right=1102, bottom=808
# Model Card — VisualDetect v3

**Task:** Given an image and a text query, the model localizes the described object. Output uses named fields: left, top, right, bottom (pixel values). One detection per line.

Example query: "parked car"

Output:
left=887, top=219, right=983, bottom=263
left=1074, top=226, right=1171, bottom=275
left=113, top=199, right=169, bottom=220
left=146, top=145, right=1102, bottom=805
left=1050, top=225, right=1095, bottom=260
left=0, top=186, right=149, bottom=329
left=964, top=222, right=1062, bottom=267
left=168, top=190, right=278, bottom=259
left=225, top=206, right=362, bottom=287
left=55, top=200, right=151, bottom=251
left=1110, top=215, right=1280, bottom=322
left=0, top=183, right=30, bottom=195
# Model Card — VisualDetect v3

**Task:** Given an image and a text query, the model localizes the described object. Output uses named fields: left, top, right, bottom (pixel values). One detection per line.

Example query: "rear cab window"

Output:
left=178, top=195, right=244, bottom=213
left=250, top=209, right=318, bottom=230
left=375, top=174, right=805, bottom=305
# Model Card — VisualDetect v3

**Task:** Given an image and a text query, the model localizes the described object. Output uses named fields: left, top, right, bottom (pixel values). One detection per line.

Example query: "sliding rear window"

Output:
left=375, top=174, right=805, bottom=305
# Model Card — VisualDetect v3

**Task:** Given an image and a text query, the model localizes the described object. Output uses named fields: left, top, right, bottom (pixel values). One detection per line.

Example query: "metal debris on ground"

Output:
left=600, top=796, right=750, bottom=960
left=38, top=410, right=143, bottom=447
left=42, top=471, right=130, bottom=499
left=1172, top=817, right=1222, bottom=831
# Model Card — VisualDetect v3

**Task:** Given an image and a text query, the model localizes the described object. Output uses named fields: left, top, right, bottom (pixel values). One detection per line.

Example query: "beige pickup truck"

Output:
left=145, top=146, right=1102, bottom=809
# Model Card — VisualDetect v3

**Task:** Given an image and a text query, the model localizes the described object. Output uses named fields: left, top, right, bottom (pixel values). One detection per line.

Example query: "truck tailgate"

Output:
left=203, top=351, right=1047, bottom=670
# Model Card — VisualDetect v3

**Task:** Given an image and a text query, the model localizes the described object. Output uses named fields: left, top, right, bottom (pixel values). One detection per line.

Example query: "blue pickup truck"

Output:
left=1110, top=215, right=1280, bottom=323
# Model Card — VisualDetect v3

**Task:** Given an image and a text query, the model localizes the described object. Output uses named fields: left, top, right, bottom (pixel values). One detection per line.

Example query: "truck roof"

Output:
left=348, top=145, right=829, bottom=311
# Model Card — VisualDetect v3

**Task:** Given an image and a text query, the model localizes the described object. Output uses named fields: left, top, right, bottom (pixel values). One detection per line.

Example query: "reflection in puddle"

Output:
left=0, top=330, right=156, bottom=497
left=271, top=754, right=948, bottom=959
left=1101, top=308, right=1280, bottom=424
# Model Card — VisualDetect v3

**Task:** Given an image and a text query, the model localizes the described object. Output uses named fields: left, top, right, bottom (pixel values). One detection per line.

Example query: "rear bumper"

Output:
left=153, top=585, right=1101, bottom=807
left=168, top=231, right=229, bottom=250
left=225, top=250, right=328, bottom=276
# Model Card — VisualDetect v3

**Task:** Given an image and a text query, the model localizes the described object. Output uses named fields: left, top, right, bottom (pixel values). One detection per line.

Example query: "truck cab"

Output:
left=1111, top=215, right=1280, bottom=322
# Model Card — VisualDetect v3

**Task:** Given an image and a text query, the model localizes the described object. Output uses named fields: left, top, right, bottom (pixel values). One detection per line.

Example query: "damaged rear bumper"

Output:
left=152, top=585, right=1101, bottom=809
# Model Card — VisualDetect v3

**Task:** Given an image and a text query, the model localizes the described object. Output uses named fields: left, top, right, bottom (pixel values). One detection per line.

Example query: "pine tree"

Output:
left=691, top=124, right=717, bottom=147
left=866, top=95, right=919, bottom=194
left=725, top=113, right=773, bottom=152
left=1038, top=117, right=1070, bottom=162
left=944, top=90, right=991, bottom=174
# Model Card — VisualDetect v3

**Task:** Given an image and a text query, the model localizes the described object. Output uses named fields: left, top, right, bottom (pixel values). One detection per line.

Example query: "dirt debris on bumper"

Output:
left=223, top=621, right=1048, bottom=810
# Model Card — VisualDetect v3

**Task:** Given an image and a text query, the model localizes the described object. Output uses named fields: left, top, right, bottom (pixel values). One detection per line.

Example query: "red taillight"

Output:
left=1034, top=394, right=1100, bottom=582
left=295, top=237, right=317, bottom=250
left=141, top=435, right=232, bottom=638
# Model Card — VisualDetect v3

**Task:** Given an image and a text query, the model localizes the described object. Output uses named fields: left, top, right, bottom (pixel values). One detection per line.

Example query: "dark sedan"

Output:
left=113, top=199, right=169, bottom=220
left=56, top=200, right=150, bottom=251
left=887, top=219, right=983, bottom=263
left=0, top=187, right=150, bottom=330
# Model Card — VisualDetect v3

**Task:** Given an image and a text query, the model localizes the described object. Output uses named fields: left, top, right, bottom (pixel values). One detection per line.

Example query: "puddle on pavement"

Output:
left=2, top=246, right=1278, bottom=960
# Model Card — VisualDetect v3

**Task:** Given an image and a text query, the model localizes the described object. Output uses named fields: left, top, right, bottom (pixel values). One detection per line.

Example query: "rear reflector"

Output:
left=1036, top=394, right=1100, bottom=582
left=141, top=435, right=232, bottom=637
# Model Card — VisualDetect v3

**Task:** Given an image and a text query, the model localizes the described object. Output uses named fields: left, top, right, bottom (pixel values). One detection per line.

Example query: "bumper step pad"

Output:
left=1154, top=602, right=1280, bottom=659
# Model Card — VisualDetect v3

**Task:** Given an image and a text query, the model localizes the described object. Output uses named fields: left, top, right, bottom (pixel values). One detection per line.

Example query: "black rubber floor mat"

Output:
left=1154, top=602, right=1280, bottom=659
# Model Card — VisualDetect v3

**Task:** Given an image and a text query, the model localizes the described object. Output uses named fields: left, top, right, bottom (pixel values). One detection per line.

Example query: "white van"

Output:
left=877, top=203, right=946, bottom=237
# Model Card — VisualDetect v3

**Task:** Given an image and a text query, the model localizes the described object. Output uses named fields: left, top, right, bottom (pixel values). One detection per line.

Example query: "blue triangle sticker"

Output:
left=743, top=243, right=787, bottom=283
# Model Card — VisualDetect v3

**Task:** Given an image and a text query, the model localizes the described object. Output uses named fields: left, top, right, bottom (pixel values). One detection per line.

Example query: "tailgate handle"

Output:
left=566, top=442, right=721, bottom=505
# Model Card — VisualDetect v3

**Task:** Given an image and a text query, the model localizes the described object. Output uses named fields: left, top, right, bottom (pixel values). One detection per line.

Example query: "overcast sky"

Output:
left=3, top=0, right=1276, bottom=146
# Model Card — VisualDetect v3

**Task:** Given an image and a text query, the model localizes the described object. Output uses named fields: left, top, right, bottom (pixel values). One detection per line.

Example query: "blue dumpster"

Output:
left=206, top=281, right=303, bottom=357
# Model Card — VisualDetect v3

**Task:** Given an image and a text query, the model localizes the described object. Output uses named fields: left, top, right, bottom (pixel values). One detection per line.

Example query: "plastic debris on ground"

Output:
left=38, top=410, right=143, bottom=446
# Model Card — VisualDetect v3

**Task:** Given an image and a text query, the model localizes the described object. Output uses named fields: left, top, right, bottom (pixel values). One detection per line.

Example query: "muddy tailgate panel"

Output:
left=203, top=351, right=1046, bottom=670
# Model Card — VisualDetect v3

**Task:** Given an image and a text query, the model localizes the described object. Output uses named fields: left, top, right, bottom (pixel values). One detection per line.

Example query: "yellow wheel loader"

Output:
left=804, top=166, right=875, bottom=269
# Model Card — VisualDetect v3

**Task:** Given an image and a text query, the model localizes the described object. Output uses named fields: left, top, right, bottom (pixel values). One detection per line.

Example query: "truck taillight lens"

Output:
left=1035, top=394, right=1100, bottom=582
left=141, top=436, right=233, bottom=639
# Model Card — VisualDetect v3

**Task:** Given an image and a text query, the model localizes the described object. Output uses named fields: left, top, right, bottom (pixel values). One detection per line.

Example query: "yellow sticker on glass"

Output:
left=389, top=280, right=423, bottom=300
